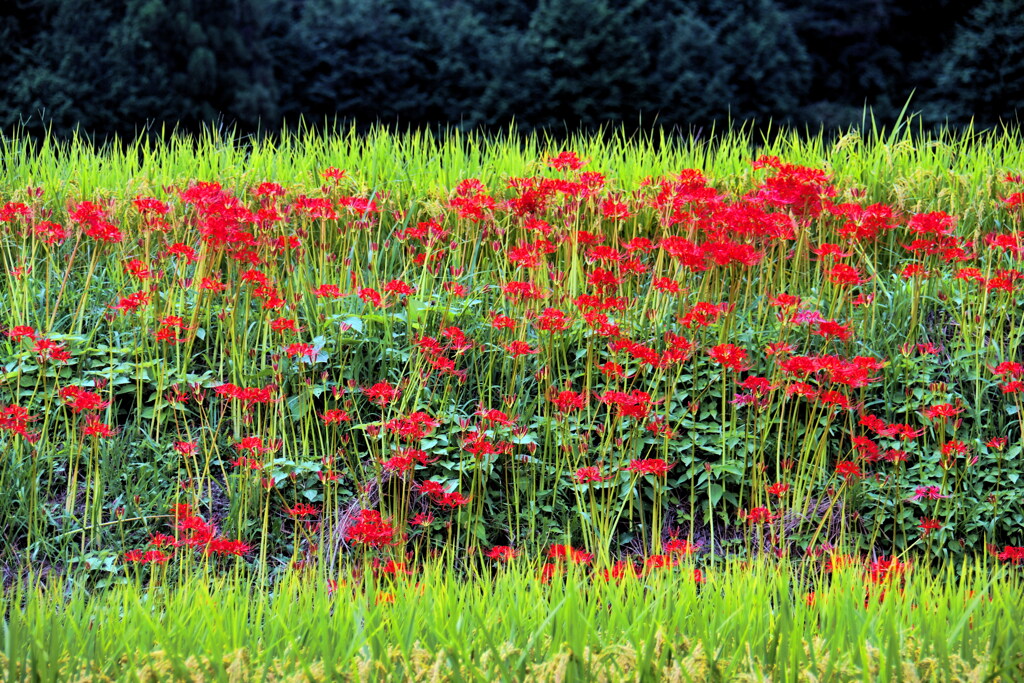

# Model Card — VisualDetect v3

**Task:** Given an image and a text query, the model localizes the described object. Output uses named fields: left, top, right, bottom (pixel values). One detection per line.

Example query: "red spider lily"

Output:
left=284, top=342, right=317, bottom=360
left=345, top=509, right=395, bottom=548
left=384, top=411, right=439, bottom=441
left=679, top=301, right=730, bottom=328
left=476, top=407, right=516, bottom=426
left=251, top=181, right=286, bottom=198
left=997, top=546, right=1024, bottom=564
left=409, top=513, right=435, bottom=526
left=383, top=279, right=416, bottom=296
left=381, top=447, right=435, bottom=476
left=534, top=307, right=571, bottom=332
left=60, top=386, right=110, bottom=413
left=766, top=482, right=790, bottom=498
left=319, top=409, right=351, bottom=426
left=0, top=201, right=31, bottom=222
left=173, top=441, right=198, bottom=457
left=623, top=459, right=674, bottom=477
left=358, top=287, right=383, bottom=307
left=215, top=384, right=278, bottom=406
left=664, top=539, right=700, bottom=555
left=442, top=281, right=467, bottom=297
left=230, top=456, right=263, bottom=470
left=574, top=466, right=611, bottom=484
left=826, top=263, right=869, bottom=286
left=485, top=546, right=518, bottom=562
left=462, top=434, right=509, bottom=459
left=921, top=403, right=962, bottom=421
left=785, top=382, right=818, bottom=400
left=813, top=320, right=853, bottom=342
left=502, top=281, right=545, bottom=302
left=505, top=341, right=539, bottom=358
left=154, top=325, right=189, bottom=344
left=835, top=461, right=863, bottom=479
left=364, top=382, right=401, bottom=407
left=811, top=243, right=851, bottom=260
left=111, top=291, right=151, bottom=314
left=6, top=325, right=37, bottom=341
left=987, top=436, right=1009, bottom=450
left=599, top=389, right=654, bottom=419
left=148, top=533, right=178, bottom=548
left=204, top=538, right=252, bottom=557
left=132, top=196, right=171, bottom=214
left=313, top=284, right=343, bottom=299
left=234, top=436, right=268, bottom=455
left=817, top=390, right=851, bottom=410
left=867, top=556, right=909, bottom=585
left=547, top=151, right=586, bottom=171
left=899, top=264, right=929, bottom=280
left=284, top=503, right=320, bottom=518
left=322, top=167, right=347, bottom=182
left=652, top=277, right=683, bottom=294
left=373, top=559, right=413, bottom=576
left=199, top=277, right=228, bottom=292
left=550, top=390, right=586, bottom=413
left=0, top=404, right=39, bottom=442
left=600, top=198, right=632, bottom=220
left=414, top=480, right=447, bottom=499
left=749, top=157, right=835, bottom=219
left=645, top=418, right=677, bottom=438
left=548, top=544, right=593, bottom=564
left=769, top=293, right=802, bottom=309
left=33, top=220, right=68, bottom=244
left=490, top=313, right=516, bottom=330
left=707, top=343, right=748, bottom=372
left=741, top=507, right=778, bottom=525
left=434, top=491, right=471, bottom=509
left=597, top=361, right=626, bottom=378
left=907, top=211, right=956, bottom=236
left=270, top=317, right=298, bottom=334
left=909, top=486, right=948, bottom=501
left=918, top=518, right=942, bottom=536
left=991, top=361, right=1024, bottom=378
left=124, top=549, right=171, bottom=564
left=644, top=554, right=677, bottom=573
left=940, top=440, right=969, bottom=457
left=124, top=259, right=154, bottom=280
left=170, top=503, right=194, bottom=519
left=852, top=436, right=880, bottom=462
left=598, top=560, right=637, bottom=583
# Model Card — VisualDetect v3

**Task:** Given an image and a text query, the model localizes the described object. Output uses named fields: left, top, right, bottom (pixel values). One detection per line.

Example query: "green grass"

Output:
left=2, top=120, right=1020, bottom=215
left=2, top=558, right=1022, bottom=682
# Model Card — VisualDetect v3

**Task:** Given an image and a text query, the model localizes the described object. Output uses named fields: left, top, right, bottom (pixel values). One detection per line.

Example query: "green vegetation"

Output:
left=2, top=124, right=1024, bottom=680
left=3, top=560, right=1022, bottom=681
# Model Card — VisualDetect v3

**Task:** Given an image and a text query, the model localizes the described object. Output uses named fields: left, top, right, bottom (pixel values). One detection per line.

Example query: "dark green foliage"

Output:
left=1, top=0, right=281, bottom=138
left=931, top=0, right=1024, bottom=125
left=477, top=0, right=652, bottom=132
left=281, top=0, right=498, bottom=129
left=0, top=0, right=1019, bottom=139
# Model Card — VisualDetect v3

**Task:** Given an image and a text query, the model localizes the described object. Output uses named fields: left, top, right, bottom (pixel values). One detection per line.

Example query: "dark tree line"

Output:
left=1, top=0, right=1021, bottom=140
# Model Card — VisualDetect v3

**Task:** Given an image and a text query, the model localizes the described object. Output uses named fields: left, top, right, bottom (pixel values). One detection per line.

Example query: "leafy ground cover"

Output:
left=1, top=124, right=1024, bottom=679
